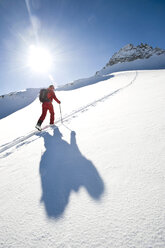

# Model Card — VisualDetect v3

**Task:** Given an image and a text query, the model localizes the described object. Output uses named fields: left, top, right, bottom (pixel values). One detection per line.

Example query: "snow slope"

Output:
left=0, top=88, right=39, bottom=119
left=0, top=69, right=165, bottom=248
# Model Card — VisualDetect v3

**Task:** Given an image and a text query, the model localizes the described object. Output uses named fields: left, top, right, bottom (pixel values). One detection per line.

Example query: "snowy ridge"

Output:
left=0, top=88, right=39, bottom=119
left=58, top=74, right=114, bottom=91
left=97, top=53, right=165, bottom=76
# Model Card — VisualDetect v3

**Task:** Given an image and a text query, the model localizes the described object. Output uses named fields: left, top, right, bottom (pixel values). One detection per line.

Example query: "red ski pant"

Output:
left=39, top=102, right=55, bottom=124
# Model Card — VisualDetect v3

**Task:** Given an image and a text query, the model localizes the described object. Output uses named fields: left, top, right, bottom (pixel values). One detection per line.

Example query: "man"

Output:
left=36, top=85, right=61, bottom=131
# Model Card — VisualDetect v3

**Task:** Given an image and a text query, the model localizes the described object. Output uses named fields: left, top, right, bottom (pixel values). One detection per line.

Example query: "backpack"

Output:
left=39, top=88, right=49, bottom=102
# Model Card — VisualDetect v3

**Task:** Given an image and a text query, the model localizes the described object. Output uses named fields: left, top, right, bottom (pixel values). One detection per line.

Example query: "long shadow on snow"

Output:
left=37, top=127, right=105, bottom=219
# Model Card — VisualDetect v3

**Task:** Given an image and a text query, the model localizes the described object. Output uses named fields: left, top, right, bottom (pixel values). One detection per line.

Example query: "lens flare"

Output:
left=27, top=45, right=53, bottom=73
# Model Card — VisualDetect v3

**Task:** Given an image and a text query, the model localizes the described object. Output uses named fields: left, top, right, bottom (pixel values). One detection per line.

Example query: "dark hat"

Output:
left=49, top=84, right=55, bottom=89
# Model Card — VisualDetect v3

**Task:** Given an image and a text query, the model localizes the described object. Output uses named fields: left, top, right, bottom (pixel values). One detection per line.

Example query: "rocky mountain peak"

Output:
left=105, top=43, right=165, bottom=67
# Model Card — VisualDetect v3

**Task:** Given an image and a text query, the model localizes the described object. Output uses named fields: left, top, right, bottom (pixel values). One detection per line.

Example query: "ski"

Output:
left=35, top=124, right=57, bottom=132
left=35, top=125, right=42, bottom=131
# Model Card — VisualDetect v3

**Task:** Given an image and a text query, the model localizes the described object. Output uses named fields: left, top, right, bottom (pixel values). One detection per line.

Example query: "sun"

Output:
left=27, top=45, right=53, bottom=73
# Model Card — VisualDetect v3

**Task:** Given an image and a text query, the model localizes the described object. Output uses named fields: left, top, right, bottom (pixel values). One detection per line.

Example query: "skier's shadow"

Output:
left=37, top=127, right=105, bottom=219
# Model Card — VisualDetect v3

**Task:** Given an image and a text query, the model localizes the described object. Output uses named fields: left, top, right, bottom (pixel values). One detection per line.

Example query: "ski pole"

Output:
left=59, top=104, right=63, bottom=123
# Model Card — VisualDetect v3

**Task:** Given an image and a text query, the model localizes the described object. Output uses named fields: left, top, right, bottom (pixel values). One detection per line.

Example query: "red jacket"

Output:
left=47, top=88, right=60, bottom=104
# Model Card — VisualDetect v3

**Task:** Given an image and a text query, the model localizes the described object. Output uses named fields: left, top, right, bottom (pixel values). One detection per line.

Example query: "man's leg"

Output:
left=48, top=103, right=55, bottom=124
left=37, top=103, right=48, bottom=126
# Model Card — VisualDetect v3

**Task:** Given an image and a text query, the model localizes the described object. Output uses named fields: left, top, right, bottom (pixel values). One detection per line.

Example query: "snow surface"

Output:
left=0, top=69, right=165, bottom=248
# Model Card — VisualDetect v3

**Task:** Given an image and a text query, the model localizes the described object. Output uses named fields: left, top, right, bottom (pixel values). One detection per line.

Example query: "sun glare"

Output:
left=27, top=45, right=53, bottom=73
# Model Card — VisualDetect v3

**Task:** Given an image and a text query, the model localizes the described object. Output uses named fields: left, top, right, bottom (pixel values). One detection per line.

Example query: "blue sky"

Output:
left=0, top=0, right=165, bottom=95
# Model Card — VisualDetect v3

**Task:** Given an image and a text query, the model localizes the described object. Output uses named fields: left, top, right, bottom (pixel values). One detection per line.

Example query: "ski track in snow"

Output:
left=0, top=71, right=137, bottom=159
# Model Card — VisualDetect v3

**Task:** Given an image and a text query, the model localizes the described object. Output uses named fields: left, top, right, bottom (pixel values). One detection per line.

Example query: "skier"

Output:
left=35, top=85, right=61, bottom=131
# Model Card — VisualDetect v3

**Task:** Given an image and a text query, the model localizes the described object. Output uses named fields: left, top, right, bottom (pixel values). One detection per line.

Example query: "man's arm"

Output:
left=52, top=91, right=61, bottom=104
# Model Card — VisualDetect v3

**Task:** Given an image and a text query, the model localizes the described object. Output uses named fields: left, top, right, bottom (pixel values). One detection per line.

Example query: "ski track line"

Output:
left=0, top=125, right=55, bottom=155
left=60, top=71, right=137, bottom=124
left=0, top=71, right=137, bottom=159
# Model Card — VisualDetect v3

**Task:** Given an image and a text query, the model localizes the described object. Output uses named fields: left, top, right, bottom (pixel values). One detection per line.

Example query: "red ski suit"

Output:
left=39, top=88, right=60, bottom=125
